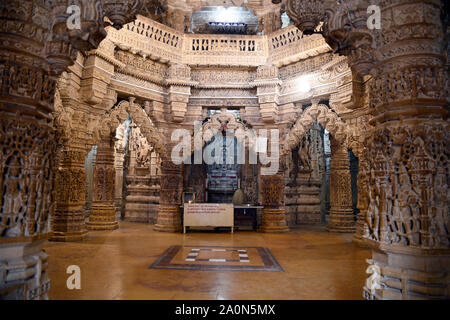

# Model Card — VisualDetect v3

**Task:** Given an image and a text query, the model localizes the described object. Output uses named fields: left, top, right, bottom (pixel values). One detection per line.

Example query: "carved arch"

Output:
left=193, top=111, right=256, bottom=151
left=283, top=103, right=348, bottom=154
left=97, top=98, right=166, bottom=154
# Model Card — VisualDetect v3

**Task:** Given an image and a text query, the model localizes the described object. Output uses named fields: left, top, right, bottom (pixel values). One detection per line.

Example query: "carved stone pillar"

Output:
left=0, top=116, right=55, bottom=299
left=260, top=174, right=289, bottom=233
left=51, top=146, right=89, bottom=241
left=87, top=134, right=118, bottom=230
left=0, top=0, right=63, bottom=299
left=0, top=0, right=152, bottom=300
left=326, top=137, right=355, bottom=233
left=287, top=0, right=449, bottom=301
left=154, top=140, right=183, bottom=232
left=360, top=0, right=449, bottom=299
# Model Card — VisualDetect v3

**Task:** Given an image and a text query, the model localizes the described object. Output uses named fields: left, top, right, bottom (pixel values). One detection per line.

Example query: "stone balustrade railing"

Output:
left=268, top=26, right=331, bottom=66
left=107, top=15, right=331, bottom=67
left=108, top=16, right=184, bottom=64
left=182, top=33, right=267, bottom=66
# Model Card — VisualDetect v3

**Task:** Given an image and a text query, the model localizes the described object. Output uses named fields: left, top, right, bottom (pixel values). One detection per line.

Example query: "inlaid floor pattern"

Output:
left=150, top=245, right=284, bottom=271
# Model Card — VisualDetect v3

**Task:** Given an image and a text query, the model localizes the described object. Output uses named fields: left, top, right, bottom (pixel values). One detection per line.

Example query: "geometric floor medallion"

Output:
left=149, top=245, right=284, bottom=272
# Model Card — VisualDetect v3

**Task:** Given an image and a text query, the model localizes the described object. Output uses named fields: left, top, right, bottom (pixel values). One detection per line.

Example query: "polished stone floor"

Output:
left=44, top=222, right=371, bottom=300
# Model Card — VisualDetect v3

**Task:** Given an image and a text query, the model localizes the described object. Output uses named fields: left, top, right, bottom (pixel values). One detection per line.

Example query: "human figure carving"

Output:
left=298, top=136, right=311, bottom=172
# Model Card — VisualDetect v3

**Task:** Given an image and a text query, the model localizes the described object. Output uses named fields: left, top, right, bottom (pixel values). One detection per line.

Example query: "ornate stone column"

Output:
left=51, top=146, right=89, bottom=241
left=0, top=0, right=74, bottom=299
left=361, top=0, right=448, bottom=299
left=326, top=137, right=355, bottom=232
left=154, top=138, right=183, bottom=232
left=260, top=174, right=290, bottom=233
left=51, top=83, right=96, bottom=241
left=0, top=0, right=154, bottom=300
left=87, top=133, right=118, bottom=230
left=286, top=0, right=450, bottom=299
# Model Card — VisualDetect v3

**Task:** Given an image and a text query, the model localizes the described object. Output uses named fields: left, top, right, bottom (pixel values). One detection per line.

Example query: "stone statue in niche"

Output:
left=136, top=136, right=151, bottom=167
left=298, top=135, right=312, bottom=172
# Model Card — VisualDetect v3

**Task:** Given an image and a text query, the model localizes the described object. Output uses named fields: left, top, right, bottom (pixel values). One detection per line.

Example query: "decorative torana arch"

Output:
left=283, top=103, right=348, bottom=154
left=98, top=98, right=166, bottom=154
left=193, top=111, right=256, bottom=151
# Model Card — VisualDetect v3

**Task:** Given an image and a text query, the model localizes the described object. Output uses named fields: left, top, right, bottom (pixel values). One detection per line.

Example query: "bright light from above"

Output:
left=297, top=77, right=311, bottom=93
left=216, top=7, right=239, bottom=23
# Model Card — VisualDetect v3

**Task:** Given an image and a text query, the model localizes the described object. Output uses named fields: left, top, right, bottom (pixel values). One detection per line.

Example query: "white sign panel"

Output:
left=184, top=203, right=234, bottom=233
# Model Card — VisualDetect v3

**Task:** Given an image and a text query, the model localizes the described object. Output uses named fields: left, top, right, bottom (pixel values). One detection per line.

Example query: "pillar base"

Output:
left=50, top=208, right=88, bottom=241
left=154, top=205, right=182, bottom=232
left=0, top=240, right=50, bottom=300
left=87, top=204, right=119, bottom=230
left=260, top=208, right=290, bottom=233
left=363, top=247, right=450, bottom=300
left=49, top=230, right=88, bottom=242
left=326, top=209, right=356, bottom=233
left=353, top=210, right=369, bottom=246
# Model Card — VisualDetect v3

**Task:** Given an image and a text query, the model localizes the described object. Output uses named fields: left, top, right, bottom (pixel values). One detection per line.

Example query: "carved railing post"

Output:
left=87, top=133, right=118, bottom=230
left=154, top=139, right=183, bottom=232
left=326, top=137, right=355, bottom=232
